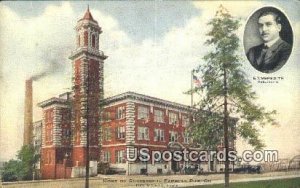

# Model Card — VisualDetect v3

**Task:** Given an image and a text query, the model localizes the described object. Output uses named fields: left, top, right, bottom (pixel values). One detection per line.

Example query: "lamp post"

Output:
left=146, top=144, right=148, bottom=176
left=142, top=118, right=149, bottom=176
left=64, top=152, right=69, bottom=179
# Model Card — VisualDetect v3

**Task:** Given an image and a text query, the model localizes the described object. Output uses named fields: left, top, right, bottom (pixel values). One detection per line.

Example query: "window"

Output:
left=154, top=109, right=164, bottom=123
left=138, top=127, right=149, bottom=140
left=84, top=31, right=88, bottom=46
left=169, top=112, right=178, bottom=125
left=61, top=111, right=70, bottom=122
left=91, top=34, right=96, bottom=48
left=183, top=132, right=190, bottom=144
left=138, top=106, right=149, bottom=120
left=116, top=106, right=125, bottom=119
left=103, top=127, right=112, bottom=141
left=78, top=35, right=81, bottom=47
left=76, top=130, right=80, bottom=143
left=45, top=110, right=53, bottom=123
left=154, top=129, right=164, bottom=141
left=62, top=128, right=71, bottom=141
left=103, top=151, right=111, bottom=162
left=169, top=131, right=178, bottom=142
left=45, top=125, right=52, bottom=142
left=182, top=115, right=189, bottom=127
left=116, top=126, right=125, bottom=139
left=102, top=111, right=111, bottom=122
left=116, top=150, right=125, bottom=163
left=45, top=151, right=51, bottom=164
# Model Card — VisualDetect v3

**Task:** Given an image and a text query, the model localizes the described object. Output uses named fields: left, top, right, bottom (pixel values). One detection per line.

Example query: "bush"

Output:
left=1, top=145, right=39, bottom=182
left=97, top=161, right=110, bottom=174
left=1, top=160, right=22, bottom=182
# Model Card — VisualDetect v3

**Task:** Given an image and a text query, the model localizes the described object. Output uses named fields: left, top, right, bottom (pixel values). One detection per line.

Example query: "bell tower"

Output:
left=69, top=7, right=107, bottom=167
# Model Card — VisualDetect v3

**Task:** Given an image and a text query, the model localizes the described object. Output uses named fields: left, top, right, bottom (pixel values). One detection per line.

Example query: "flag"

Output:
left=193, top=75, right=201, bottom=87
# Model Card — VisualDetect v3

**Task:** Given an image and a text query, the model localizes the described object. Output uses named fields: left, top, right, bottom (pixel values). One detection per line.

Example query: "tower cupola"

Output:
left=70, top=6, right=106, bottom=60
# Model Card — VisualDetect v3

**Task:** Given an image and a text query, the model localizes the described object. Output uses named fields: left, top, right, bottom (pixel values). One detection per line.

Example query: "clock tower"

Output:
left=69, top=7, right=107, bottom=167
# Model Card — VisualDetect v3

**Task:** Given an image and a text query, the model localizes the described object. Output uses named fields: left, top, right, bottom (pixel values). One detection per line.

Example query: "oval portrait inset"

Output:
left=244, top=6, right=293, bottom=73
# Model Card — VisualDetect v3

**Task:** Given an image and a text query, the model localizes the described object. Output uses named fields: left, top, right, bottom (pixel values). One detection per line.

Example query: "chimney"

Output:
left=24, top=79, right=33, bottom=145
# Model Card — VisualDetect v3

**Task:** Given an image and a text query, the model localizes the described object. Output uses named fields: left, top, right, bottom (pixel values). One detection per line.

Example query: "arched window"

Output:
left=92, top=34, right=96, bottom=48
left=84, top=31, right=88, bottom=46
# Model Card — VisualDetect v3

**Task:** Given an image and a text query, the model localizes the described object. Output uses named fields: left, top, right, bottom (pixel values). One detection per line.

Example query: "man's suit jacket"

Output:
left=247, top=38, right=292, bottom=73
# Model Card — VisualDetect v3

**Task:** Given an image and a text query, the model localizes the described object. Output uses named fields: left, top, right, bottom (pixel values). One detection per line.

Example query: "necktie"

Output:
left=257, top=45, right=268, bottom=67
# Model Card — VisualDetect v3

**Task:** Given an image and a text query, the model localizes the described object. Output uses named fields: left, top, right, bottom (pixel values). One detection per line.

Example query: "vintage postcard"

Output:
left=0, top=1, right=299, bottom=187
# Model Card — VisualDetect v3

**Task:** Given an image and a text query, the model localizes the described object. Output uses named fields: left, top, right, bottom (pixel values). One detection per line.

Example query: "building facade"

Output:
left=100, top=91, right=192, bottom=175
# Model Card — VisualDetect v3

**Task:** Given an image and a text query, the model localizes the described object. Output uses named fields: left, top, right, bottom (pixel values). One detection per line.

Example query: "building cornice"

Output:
left=37, top=97, right=70, bottom=108
left=100, top=91, right=193, bottom=112
left=69, top=48, right=107, bottom=60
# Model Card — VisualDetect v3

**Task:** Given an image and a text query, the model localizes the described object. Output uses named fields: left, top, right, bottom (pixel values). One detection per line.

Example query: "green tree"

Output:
left=1, top=145, right=40, bottom=182
left=187, top=5, right=277, bottom=187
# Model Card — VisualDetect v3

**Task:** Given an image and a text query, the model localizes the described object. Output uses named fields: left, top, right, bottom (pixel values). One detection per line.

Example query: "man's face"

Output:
left=258, top=14, right=281, bottom=43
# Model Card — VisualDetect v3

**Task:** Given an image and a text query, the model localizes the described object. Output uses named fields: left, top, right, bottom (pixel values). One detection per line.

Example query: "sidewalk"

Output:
left=2, top=170, right=300, bottom=188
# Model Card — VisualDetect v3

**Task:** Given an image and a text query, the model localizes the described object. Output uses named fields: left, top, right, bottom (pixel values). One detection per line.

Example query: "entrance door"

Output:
left=171, top=159, right=180, bottom=173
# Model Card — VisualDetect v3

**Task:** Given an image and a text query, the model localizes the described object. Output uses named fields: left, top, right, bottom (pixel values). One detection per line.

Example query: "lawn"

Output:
left=187, top=177, right=300, bottom=188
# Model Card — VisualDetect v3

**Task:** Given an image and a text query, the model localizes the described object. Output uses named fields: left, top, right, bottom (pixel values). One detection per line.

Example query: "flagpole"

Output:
left=191, top=69, right=194, bottom=107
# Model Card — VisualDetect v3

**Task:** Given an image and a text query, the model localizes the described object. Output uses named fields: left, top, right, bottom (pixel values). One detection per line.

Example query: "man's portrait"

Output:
left=244, top=7, right=293, bottom=73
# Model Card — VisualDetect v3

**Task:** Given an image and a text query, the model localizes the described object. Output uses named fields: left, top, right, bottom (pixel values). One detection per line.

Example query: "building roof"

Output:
left=82, top=6, right=94, bottom=21
left=101, top=91, right=192, bottom=112
left=37, top=97, right=69, bottom=108
left=78, top=6, right=98, bottom=24
left=38, top=91, right=193, bottom=112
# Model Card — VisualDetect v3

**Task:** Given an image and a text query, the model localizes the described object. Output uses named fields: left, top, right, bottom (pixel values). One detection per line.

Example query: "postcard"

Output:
left=0, top=1, right=299, bottom=187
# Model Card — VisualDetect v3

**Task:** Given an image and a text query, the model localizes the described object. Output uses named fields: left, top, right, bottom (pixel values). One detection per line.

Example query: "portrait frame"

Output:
left=243, top=6, right=293, bottom=73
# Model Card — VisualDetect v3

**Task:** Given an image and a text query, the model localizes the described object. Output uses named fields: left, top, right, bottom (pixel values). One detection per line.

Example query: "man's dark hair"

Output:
left=258, top=11, right=281, bottom=24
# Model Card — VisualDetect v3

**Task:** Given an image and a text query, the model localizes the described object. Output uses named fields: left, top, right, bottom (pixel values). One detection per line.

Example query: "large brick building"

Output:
left=36, top=8, right=235, bottom=179
left=100, top=91, right=192, bottom=175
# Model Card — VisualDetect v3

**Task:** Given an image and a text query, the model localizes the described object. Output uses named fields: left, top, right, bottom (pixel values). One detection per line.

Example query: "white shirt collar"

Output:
left=265, top=36, right=280, bottom=48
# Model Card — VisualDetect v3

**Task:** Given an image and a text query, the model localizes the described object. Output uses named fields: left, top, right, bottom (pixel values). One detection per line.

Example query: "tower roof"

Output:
left=81, top=6, right=95, bottom=21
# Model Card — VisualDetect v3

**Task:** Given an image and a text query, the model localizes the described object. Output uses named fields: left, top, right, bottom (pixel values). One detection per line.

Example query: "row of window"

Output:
left=103, top=150, right=125, bottom=163
left=103, top=106, right=190, bottom=126
left=102, top=126, right=125, bottom=141
left=45, top=130, right=71, bottom=143
left=45, top=110, right=70, bottom=123
left=138, top=106, right=189, bottom=126
left=77, top=32, right=97, bottom=48
left=45, top=127, right=97, bottom=144
left=139, top=106, right=189, bottom=126
left=102, top=126, right=190, bottom=143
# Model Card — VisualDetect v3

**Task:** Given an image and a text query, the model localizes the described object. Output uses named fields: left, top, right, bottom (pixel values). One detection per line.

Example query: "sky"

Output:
left=0, top=1, right=299, bottom=161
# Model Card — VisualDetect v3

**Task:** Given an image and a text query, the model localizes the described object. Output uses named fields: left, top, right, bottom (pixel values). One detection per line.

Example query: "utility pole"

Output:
left=85, top=59, right=90, bottom=188
left=223, top=66, right=229, bottom=188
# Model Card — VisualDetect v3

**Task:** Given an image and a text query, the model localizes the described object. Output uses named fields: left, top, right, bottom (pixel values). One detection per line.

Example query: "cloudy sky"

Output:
left=0, top=1, right=299, bottom=161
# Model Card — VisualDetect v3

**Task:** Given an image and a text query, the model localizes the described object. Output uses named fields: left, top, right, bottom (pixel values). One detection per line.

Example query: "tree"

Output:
left=1, top=145, right=40, bottom=182
left=187, top=5, right=277, bottom=187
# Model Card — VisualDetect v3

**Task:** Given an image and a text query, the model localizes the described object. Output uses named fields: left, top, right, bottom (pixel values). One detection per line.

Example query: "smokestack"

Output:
left=24, top=79, right=33, bottom=145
